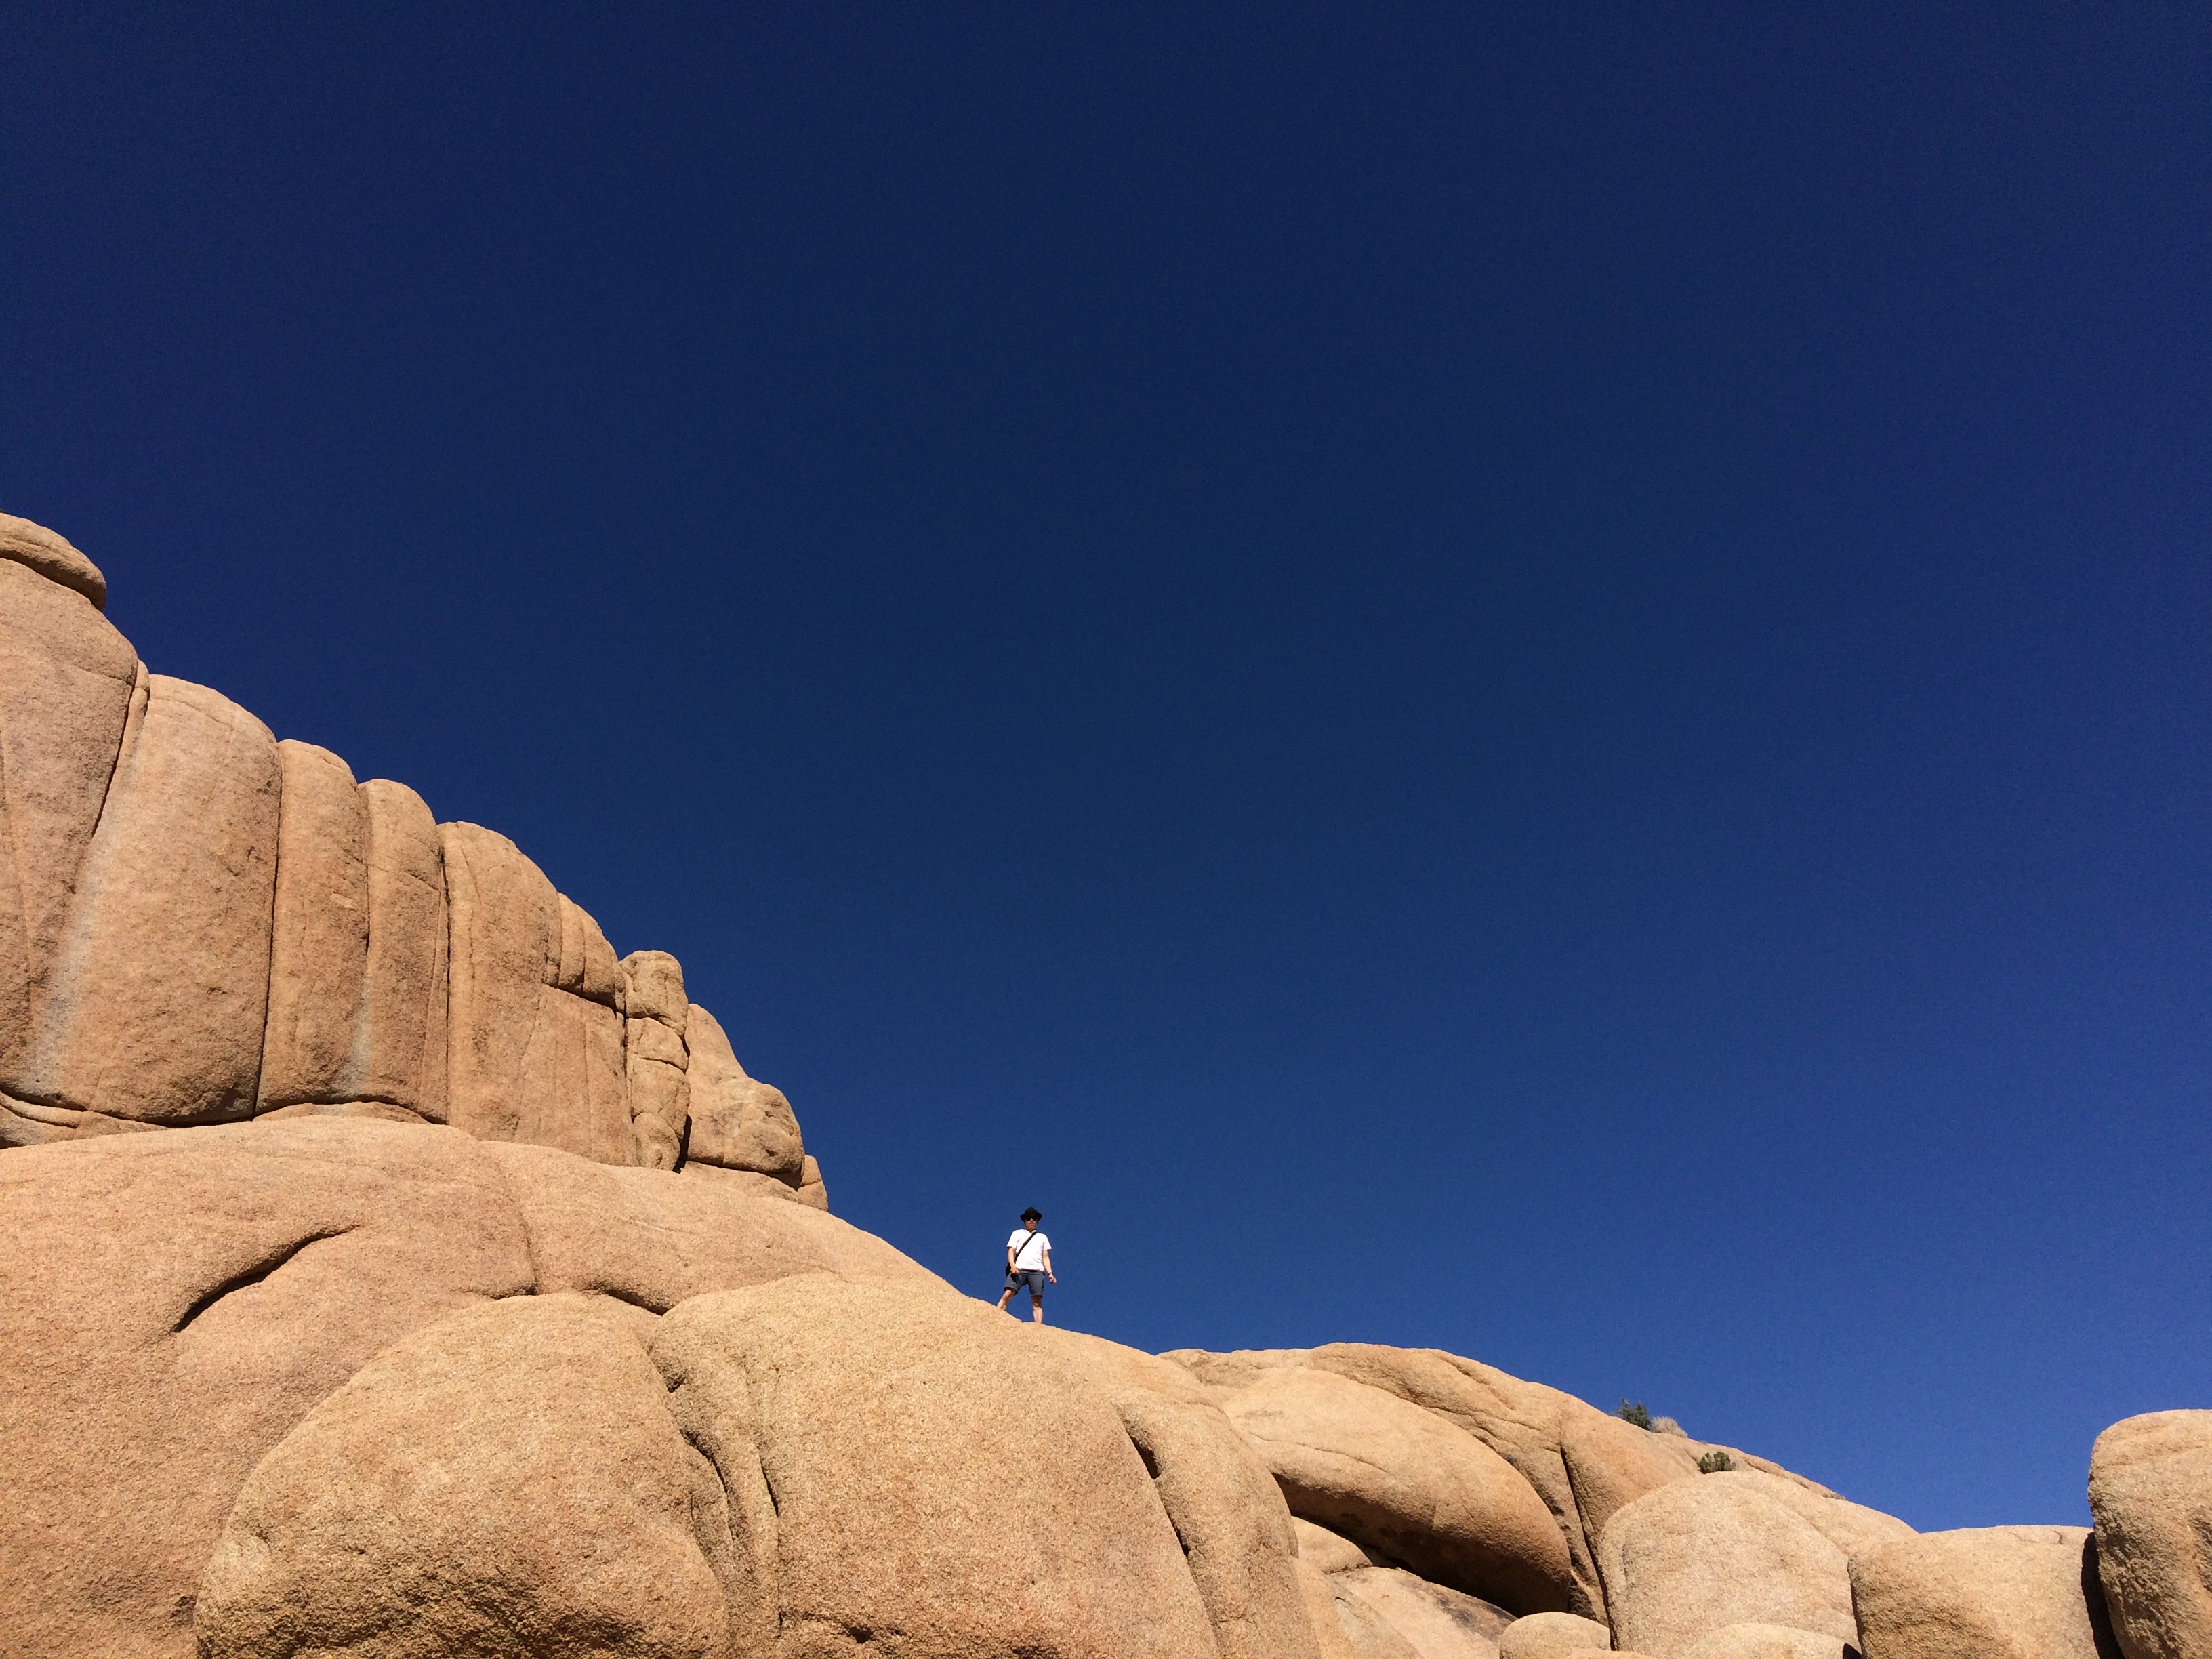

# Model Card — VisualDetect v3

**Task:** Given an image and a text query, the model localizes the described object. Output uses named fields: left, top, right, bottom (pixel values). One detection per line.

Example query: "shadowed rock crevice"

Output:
left=173, top=1229, right=354, bottom=1332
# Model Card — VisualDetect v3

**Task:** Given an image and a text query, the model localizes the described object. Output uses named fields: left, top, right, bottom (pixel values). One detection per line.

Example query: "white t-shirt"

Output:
left=1007, top=1229, right=1051, bottom=1271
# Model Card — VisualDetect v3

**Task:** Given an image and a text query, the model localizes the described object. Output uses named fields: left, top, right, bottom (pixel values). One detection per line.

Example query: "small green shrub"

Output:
left=1617, top=1399, right=1653, bottom=1430
left=1698, top=1450, right=1734, bottom=1473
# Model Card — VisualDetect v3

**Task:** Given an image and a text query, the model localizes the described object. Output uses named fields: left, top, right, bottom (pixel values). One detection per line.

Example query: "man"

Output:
left=996, top=1206, right=1054, bottom=1324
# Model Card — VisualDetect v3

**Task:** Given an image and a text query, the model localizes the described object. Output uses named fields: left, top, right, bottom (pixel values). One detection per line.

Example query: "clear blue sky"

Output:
left=6, top=5, right=2207, bottom=1531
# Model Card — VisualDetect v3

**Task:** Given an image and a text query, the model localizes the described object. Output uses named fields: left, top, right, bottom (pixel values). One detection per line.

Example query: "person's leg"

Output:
left=1029, top=1277, right=1046, bottom=1324
left=997, top=1285, right=1015, bottom=1312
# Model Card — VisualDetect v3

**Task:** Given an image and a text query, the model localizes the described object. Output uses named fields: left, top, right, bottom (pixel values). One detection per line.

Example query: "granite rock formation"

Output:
left=1, top=514, right=2202, bottom=1659
left=0, top=515, right=815, bottom=1201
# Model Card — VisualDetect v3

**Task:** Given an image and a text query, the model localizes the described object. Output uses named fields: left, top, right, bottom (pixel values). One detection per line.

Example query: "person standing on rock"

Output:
left=996, top=1207, right=1054, bottom=1323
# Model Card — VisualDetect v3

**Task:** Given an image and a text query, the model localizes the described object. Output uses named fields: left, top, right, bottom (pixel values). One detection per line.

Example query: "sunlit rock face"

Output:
left=0, top=514, right=817, bottom=1202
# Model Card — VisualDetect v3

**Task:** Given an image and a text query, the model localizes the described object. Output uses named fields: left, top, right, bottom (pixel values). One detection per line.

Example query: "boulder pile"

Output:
left=1, top=516, right=2201, bottom=1659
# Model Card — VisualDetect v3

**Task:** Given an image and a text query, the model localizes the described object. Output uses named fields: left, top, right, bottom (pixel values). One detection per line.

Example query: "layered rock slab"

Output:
left=12, top=671, right=283, bottom=1124
left=623, top=947, right=690, bottom=1168
left=443, top=822, right=631, bottom=1164
left=347, top=777, right=449, bottom=1114
left=1332, top=1567, right=1513, bottom=1659
left=256, top=740, right=371, bottom=1109
left=0, top=557, right=138, bottom=1094
left=254, top=756, right=455, bottom=1119
left=0, top=524, right=813, bottom=1184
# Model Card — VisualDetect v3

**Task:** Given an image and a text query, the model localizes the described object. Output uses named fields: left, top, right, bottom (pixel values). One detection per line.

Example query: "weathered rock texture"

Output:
left=0, top=518, right=814, bottom=1191
left=197, top=1294, right=729, bottom=1659
left=0, top=1118, right=920, bottom=1659
left=1851, top=1525, right=2118, bottom=1659
left=2087, top=1411, right=2212, bottom=1659
left=656, top=1277, right=1223, bottom=1659
left=1596, top=1471, right=1910, bottom=1657
left=1165, top=1343, right=1806, bottom=1625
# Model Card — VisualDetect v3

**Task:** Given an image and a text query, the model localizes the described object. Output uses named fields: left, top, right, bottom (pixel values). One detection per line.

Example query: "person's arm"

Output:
left=1043, top=1245, right=1054, bottom=1283
left=1007, top=1237, right=1019, bottom=1271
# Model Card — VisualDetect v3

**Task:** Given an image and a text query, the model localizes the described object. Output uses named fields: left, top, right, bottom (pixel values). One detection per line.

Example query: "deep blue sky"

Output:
left=6, top=5, right=2208, bottom=1530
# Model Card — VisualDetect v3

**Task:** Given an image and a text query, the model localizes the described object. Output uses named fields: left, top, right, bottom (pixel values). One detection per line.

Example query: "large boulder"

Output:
left=195, top=1295, right=727, bottom=1659
left=256, top=740, right=373, bottom=1111
left=651, top=1275, right=1221, bottom=1659
left=682, top=1000, right=806, bottom=1183
left=2088, top=1411, right=2212, bottom=1659
left=442, top=823, right=632, bottom=1165
left=0, top=555, right=138, bottom=1104
left=348, top=777, right=451, bottom=1115
left=1221, top=1365, right=1576, bottom=1614
left=1294, top=1517, right=1513, bottom=1659
left=12, top=672, right=283, bottom=1124
left=0, top=1117, right=941, bottom=1659
left=1596, top=1472, right=1900, bottom=1656
left=0, top=510, right=107, bottom=606
left=1851, top=1525, right=2118, bottom=1659
left=0, top=1119, right=531, bottom=1658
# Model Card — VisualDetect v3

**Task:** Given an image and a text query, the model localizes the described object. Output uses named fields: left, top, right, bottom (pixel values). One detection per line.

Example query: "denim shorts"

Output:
left=1004, top=1268, right=1046, bottom=1300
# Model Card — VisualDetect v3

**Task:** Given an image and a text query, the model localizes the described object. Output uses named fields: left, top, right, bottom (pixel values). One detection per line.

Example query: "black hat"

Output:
left=1020, top=1206, right=1042, bottom=1221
